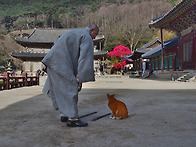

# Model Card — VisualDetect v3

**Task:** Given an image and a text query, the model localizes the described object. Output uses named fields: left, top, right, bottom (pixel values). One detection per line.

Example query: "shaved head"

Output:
left=89, top=24, right=99, bottom=31
left=88, top=24, right=99, bottom=39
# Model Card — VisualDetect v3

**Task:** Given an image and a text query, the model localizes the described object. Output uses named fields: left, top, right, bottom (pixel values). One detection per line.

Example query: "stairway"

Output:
left=141, top=70, right=155, bottom=79
left=177, top=70, right=196, bottom=82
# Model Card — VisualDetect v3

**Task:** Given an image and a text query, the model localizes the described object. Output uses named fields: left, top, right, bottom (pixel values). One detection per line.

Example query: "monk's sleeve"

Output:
left=77, top=36, right=95, bottom=83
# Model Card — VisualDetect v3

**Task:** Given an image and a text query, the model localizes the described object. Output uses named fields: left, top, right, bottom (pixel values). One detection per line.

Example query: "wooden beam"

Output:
left=160, top=28, right=164, bottom=71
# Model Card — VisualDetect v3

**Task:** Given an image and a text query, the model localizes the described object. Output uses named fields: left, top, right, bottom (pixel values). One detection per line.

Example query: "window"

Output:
left=155, top=60, right=158, bottom=70
left=183, top=42, right=192, bottom=62
left=176, top=56, right=179, bottom=69
left=169, top=56, right=173, bottom=69
left=164, top=58, right=168, bottom=69
left=160, top=58, right=162, bottom=69
left=152, top=61, right=154, bottom=70
left=182, top=33, right=192, bottom=62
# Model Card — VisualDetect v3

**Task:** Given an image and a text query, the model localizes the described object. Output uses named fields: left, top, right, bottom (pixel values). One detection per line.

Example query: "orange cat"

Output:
left=107, top=94, right=136, bottom=119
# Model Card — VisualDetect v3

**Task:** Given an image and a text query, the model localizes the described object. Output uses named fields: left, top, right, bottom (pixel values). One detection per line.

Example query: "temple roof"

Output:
left=135, top=37, right=161, bottom=53
left=11, top=52, right=46, bottom=61
left=142, top=37, right=179, bottom=58
left=15, top=28, right=105, bottom=48
left=126, top=37, right=161, bottom=60
left=94, top=50, right=109, bottom=60
left=149, top=0, right=196, bottom=32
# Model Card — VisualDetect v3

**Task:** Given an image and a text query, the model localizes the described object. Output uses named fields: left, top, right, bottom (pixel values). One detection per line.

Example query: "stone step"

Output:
left=177, top=70, right=196, bottom=82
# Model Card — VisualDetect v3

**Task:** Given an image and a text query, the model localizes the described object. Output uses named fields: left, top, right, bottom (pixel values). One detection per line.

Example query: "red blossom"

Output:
left=109, top=45, right=131, bottom=58
left=109, top=45, right=131, bottom=70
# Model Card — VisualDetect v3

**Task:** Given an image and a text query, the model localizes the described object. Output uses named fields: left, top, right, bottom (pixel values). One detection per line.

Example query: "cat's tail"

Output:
left=128, top=113, right=136, bottom=118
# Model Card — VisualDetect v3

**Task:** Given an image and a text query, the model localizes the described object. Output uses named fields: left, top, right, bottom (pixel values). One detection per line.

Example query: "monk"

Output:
left=42, top=24, right=99, bottom=127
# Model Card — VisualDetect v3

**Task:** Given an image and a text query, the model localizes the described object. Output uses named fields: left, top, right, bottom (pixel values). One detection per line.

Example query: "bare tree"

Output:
left=60, top=0, right=173, bottom=51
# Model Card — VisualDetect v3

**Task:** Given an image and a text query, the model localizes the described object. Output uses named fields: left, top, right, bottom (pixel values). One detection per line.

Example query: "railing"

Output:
left=0, top=72, right=39, bottom=91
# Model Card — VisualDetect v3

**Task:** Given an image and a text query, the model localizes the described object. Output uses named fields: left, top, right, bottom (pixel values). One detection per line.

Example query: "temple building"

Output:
left=149, top=0, right=196, bottom=70
left=129, top=37, right=161, bottom=72
left=142, top=37, right=179, bottom=71
left=12, top=28, right=106, bottom=73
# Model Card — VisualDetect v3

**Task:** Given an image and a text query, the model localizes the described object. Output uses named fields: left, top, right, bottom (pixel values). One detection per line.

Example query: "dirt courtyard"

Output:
left=0, top=76, right=196, bottom=147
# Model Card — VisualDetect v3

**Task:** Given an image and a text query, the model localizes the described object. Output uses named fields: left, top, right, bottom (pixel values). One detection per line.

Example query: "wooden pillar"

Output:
left=99, top=42, right=102, bottom=50
left=160, top=28, right=164, bottom=71
left=102, top=56, right=104, bottom=73
left=173, top=55, right=176, bottom=71
left=15, top=76, right=18, bottom=88
left=23, top=72, right=27, bottom=86
left=178, top=34, right=183, bottom=70
left=158, top=57, right=160, bottom=70
left=152, top=58, right=155, bottom=70
left=4, top=72, right=9, bottom=90
left=149, top=59, right=151, bottom=70
left=167, top=56, right=169, bottom=71
left=36, top=73, right=39, bottom=86
left=193, top=28, right=196, bottom=69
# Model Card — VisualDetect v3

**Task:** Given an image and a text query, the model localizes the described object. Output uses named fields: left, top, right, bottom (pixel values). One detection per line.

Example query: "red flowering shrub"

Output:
left=113, top=61, right=127, bottom=69
left=109, top=45, right=131, bottom=58
left=109, top=45, right=131, bottom=70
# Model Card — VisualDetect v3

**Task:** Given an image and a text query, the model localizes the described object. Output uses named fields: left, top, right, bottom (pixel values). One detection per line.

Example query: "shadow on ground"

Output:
left=0, top=88, right=196, bottom=147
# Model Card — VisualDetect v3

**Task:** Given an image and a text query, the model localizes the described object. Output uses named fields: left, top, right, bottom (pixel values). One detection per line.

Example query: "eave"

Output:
left=149, top=0, right=196, bottom=32
left=11, top=50, right=108, bottom=61
left=15, top=28, right=105, bottom=49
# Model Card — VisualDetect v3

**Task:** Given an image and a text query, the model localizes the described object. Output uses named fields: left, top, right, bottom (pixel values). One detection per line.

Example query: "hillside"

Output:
left=0, top=30, right=34, bottom=68
left=0, top=0, right=179, bottom=17
left=0, top=0, right=180, bottom=69
left=0, top=0, right=180, bottom=31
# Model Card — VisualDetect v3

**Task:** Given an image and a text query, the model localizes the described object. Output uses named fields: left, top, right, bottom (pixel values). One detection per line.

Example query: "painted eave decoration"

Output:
left=149, top=0, right=196, bottom=32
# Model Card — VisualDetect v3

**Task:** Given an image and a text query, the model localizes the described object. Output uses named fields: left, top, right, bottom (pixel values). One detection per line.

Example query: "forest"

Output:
left=0, top=0, right=180, bottom=67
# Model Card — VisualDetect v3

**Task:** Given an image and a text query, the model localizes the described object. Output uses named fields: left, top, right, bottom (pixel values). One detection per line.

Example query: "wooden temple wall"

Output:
left=149, top=53, right=178, bottom=71
left=22, top=62, right=44, bottom=73
left=133, top=59, right=142, bottom=71
left=148, top=28, right=196, bottom=71
left=179, top=27, right=196, bottom=70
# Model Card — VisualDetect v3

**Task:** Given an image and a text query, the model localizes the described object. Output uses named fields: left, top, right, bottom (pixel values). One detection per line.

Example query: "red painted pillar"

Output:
left=193, top=29, right=196, bottom=69
left=179, top=34, right=183, bottom=70
left=36, top=73, right=39, bottom=86
left=167, top=56, right=169, bottom=71
left=160, top=28, right=164, bottom=71
left=4, top=72, right=9, bottom=90
left=23, top=72, right=27, bottom=86
left=173, top=55, right=176, bottom=70
left=149, top=60, right=151, bottom=70
left=153, top=58, right=155, bottom=70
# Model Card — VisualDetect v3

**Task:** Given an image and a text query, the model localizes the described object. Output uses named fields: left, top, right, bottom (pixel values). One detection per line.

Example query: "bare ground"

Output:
left=0, top=76, right=196, bottom=147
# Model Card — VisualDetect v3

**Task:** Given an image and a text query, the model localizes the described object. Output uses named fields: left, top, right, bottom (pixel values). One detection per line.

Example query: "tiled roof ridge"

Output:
left=149, top=0, right=195, bottom=27
left=136, top=37, right=161, bottom=51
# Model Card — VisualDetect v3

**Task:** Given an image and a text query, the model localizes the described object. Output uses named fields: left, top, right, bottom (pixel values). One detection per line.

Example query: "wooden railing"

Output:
left=0, top=72, right=39, bottom=91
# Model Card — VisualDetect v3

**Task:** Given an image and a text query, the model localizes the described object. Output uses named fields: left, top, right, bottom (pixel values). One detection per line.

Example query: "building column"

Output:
left=173, top=55, right=176, bottom=71
left=193, top=28, right=196, bottom=69
left=160, top=28, right=164, bottom=71
left=178, top=34, right=183, bottom=70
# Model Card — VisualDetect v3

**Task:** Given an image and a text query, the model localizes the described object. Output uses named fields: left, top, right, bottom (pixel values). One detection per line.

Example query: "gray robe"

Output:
left=42, top=27, right=95, bottom=118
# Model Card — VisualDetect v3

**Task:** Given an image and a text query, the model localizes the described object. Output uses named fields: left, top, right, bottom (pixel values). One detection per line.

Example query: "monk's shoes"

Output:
left=67, top=119, right=88, bottom=127
left=60, top=116, right=68, bottom=122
